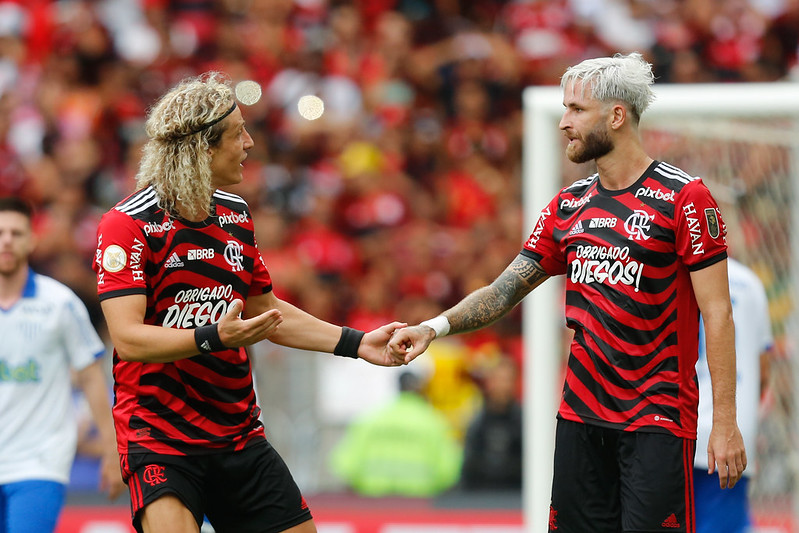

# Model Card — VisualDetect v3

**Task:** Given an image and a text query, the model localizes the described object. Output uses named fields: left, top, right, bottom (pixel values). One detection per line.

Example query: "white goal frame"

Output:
left=521, top=82, right=799, bottom=532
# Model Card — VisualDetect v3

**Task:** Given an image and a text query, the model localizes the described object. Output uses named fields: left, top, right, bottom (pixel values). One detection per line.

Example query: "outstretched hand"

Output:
left=217, top=299, right=283, bottom=348
left=358, top=321, right=409, bottom=366
left=387, top=325, right=437, bottom=365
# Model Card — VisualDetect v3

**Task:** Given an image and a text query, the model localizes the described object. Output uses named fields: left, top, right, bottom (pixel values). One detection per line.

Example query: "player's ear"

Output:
left=609, top=104, right=626, bottom=130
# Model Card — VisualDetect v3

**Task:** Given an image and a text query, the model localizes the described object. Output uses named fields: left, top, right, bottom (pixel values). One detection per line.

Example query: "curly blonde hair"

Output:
left=136, top=72, right=235, bottom=219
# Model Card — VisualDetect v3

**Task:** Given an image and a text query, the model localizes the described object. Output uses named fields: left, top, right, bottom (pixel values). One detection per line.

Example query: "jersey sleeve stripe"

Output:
left=212, top=190, right=248, bottom=205
left=685, top=251, right=727, bottom=271
left=98, top=287, right=147, bottom=301
left=564, top=173, right=599, bottom=191
left=654, top=162, right=699, bottom=184
left=116, top=188, right=158, bottom=215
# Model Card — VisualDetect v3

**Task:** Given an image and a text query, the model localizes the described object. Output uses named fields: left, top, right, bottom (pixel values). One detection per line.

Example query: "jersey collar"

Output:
left=21, top=267, right=36, bottom=298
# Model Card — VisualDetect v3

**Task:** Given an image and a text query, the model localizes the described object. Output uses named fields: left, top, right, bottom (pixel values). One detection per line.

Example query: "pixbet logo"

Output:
left=217, top=211, right=249, bottom=226
left=560, top=193, right=592, bottom=210
left=634, top=186, right=675, bottom=203
left=143, top=220, right=174, bottom=236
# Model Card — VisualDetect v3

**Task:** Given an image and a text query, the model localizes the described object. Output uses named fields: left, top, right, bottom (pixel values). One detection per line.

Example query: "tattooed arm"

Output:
left=388, top=254, right=549, bottom=364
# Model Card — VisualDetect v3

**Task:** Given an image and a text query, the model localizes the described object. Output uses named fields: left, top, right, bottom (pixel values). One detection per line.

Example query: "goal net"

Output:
left=522, top=83, right=799, bottom=533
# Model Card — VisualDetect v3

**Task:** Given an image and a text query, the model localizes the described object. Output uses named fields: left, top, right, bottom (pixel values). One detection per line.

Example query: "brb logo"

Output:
left=142, top=464, right=167, bottom=486
left=187, top=248, right=215, bottom=261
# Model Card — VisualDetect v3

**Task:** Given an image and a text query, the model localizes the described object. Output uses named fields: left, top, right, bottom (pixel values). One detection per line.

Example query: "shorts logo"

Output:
left=661, top=513, right=680, bottom=528
left=142, top=464, right=167, bottom=486
left=102, top=245, right=127, bottom=272
left=704, top=208, right=720, bottom=239
left=549, top=505, right=558, bottom=530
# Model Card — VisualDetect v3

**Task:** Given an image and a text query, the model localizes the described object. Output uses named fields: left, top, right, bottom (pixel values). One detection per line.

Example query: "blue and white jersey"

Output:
left=695, top=258, right=773, bottom=476
left=0, top=269, right=105, bottom=484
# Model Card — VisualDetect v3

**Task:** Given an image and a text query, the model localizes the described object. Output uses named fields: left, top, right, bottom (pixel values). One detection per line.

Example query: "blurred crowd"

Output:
left=1, top=0, right=798, bottom=477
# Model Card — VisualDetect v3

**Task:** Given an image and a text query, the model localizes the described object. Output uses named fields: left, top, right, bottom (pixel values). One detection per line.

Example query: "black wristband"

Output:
left=334, top=326, right=365, bottom=359
left=194, top=324, right=227, bottom=353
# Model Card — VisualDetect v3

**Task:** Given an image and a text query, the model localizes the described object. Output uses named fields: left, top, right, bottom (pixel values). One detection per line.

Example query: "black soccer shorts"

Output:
left=121, top=439, right=313, bottom=533
left=549, top=418, right=696, bottom=533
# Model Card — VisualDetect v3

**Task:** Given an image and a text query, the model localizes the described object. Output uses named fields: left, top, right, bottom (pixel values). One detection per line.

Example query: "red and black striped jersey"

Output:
left=93, top=187, right=273, bottom=455
left=522, top=161, right=727, bottom=438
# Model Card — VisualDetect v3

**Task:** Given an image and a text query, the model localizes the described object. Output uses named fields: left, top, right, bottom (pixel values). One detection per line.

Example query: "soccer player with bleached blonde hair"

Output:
left=390, top=52, right=745, bottom=533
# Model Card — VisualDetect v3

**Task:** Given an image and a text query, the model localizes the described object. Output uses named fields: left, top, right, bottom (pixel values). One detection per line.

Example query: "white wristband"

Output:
left=420, top=316, right=450, bottom=338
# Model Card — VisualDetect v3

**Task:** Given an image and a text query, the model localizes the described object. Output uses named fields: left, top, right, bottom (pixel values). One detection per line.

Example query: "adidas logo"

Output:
left=200, top=340, right=212, bottom=351
left=165, top=252, right=184, bottom=269
left=568, top=220, right=584, bottom=236
left=661, top=513, right=680, bottom=528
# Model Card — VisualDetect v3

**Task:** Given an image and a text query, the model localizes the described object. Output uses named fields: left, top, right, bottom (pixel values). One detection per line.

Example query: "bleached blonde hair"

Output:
left=136, top=72, right=235, bottom=219
left=561, top=52, right=655, bottom=123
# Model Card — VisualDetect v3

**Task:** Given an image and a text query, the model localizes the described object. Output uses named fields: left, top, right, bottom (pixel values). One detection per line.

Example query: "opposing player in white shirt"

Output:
left=0, top=197, right=124, bottom=533
left=695, top=257, right=773, bottom=533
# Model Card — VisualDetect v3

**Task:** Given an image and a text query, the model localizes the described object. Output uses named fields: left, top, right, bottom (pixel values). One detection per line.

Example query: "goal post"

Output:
left=522, top=82, right=799, bottom=532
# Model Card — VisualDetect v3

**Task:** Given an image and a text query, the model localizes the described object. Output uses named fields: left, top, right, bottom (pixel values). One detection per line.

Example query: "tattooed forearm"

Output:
left=444, top=255, right=549, bottom=335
